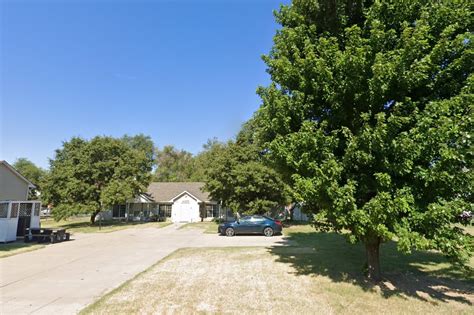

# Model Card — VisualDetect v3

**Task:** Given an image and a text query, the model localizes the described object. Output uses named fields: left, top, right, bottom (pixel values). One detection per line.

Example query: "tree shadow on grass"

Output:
left=269, top=231, right=473, bottom=305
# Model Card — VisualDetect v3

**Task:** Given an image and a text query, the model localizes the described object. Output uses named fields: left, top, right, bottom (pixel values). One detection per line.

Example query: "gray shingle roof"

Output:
left=146, top=182, right=213, bottom=203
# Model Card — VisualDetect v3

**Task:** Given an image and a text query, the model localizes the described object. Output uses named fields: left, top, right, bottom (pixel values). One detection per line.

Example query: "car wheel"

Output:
left=263, top=227, right=274, bottom=237
left=225, top=227, right=235, bottom=237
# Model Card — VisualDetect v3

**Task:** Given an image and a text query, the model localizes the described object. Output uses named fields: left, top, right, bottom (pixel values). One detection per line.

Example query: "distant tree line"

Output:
left=13, top=130, right=288, bottom=222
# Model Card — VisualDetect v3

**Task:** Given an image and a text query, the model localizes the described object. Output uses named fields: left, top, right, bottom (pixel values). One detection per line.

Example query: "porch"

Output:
left=0, top=200, right=42, bottom=242
left=108, top=202, right=226, bottom=222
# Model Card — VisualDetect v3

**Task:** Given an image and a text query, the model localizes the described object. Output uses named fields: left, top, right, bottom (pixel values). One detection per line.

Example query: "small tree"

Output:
left=42, top=136, right=153, bottom=223
left=254, top=0, right=473, bottom=280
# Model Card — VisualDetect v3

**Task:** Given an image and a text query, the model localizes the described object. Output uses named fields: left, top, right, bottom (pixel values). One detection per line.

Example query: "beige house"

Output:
left=0, top=160, right=34, bottom=200
left=106, top=182, right=222, bottom=223
left=0, top=160, right=41, bottom=242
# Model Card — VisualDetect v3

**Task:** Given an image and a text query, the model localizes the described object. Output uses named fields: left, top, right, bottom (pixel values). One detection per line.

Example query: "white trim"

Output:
left=169, top=190, right=202, bottom=203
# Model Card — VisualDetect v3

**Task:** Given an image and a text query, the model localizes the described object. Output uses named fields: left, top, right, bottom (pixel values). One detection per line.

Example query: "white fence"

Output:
left=0, top=201, right=41, bottom=242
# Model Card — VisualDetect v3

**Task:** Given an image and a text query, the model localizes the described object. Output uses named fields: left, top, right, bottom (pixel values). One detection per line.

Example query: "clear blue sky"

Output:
left=1, top=0, right=288, bottom=168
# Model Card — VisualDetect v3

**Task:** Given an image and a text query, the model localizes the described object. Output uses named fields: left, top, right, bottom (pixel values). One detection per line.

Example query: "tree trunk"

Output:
left=90, top=210, right=100, bottom=224
left=365, top=239, right=381, bottom=282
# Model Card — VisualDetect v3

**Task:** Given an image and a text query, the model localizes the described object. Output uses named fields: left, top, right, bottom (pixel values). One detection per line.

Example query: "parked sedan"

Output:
left=218, top=215, right=282, bottom=237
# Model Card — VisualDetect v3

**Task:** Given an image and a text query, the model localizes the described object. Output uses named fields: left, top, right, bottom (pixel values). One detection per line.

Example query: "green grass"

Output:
left=178, top=221, right=219, bottom=234
left=277, top=224, right=473, bottom=293
left=0, top=242, right=45, bottom=258
left=41, top=216, right=172, bottom=233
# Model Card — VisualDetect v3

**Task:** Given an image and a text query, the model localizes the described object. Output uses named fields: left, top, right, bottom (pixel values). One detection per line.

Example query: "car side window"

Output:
left=239, top=216, right=251, bottom=224
left=251, top=216, right=265, bottom=223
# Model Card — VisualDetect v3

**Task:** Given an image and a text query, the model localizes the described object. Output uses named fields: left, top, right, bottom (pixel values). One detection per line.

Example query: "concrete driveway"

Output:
left=0, top=224, right=287, bottom=314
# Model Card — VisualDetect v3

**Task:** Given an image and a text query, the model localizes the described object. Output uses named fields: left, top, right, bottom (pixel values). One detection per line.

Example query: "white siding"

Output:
left=171, top=194, right=200, bottom=223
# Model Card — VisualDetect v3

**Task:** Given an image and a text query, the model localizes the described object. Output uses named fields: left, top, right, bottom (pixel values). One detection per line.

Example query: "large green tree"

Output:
left=12, top=158, right=47, bottom=199
left=42, top=136, right=153, bottom=223
left=204, top=133, right=289, bottom=215
left=191, top=138, right=228, bottom=181
left=254, top=0, right=473, bottom=280
left=121, top=134, right=156, bottom=170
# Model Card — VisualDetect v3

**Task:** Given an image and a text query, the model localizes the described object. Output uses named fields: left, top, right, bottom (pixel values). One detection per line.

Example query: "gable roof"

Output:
left=147, top=182, right=212, bottom=203
left=170, top=190, right=202, bottom=202
left=0, top=160, right=36, bottom=189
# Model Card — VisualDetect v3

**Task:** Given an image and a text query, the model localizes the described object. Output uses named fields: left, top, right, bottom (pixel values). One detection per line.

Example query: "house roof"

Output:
left=147, top=182, right=212, bottom=203
left=170, top=190, right=202, bottom=202
left=0, top=160, right=36, bottom=189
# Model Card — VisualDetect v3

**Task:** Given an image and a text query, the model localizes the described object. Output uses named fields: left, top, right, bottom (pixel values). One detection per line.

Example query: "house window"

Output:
left=159, top=204, right=172, bottom=217
left=150, top=203, right=159, bottom=215
left=11, top=203, right=19, bottom=218
left=0, top=203, right=8, bottom=218
left=129, top=203, right=143, bottom=217
left=112, top=204, right=126, bottom=218
left=205, top=204, right=218, bottom=218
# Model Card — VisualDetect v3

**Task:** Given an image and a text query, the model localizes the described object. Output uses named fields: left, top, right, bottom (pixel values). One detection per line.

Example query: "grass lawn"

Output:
left=0, top=242, right=45, bottom=259
left=179, top=221, right=219, bottom=234
left=81, top=224, right=473, bottom=314
left=41, top=216, right=172, bottom=234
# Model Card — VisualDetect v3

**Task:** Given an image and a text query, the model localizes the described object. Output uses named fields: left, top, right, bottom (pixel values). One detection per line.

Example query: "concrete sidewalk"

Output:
left=0, top=224, right=286, bottom=314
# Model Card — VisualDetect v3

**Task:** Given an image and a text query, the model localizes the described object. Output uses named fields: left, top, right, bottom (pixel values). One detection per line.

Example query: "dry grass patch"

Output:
left=81, top=246, right=473, bottom=315
left=179, top=221, right=219, bottom=234
left=0, top=242, right=45, bottom=258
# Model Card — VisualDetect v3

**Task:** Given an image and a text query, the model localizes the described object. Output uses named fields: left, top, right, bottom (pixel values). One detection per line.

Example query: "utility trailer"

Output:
left=24, top=228, right=70, bottom=244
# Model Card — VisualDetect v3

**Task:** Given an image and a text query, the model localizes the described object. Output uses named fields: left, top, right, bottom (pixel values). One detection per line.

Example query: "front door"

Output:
left=172, top=201, right=193, bottom=222
left=16, top=216, right=31, bottom=236
left=179, top=204, right=191, bottom=222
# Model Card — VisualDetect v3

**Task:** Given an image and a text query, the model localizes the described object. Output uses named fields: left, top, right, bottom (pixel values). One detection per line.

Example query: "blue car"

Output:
left=218, top=215, right=282, bottom=237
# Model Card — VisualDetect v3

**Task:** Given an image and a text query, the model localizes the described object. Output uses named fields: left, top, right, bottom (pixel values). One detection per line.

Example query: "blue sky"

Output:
left=1, top=0, right=288, bottom=168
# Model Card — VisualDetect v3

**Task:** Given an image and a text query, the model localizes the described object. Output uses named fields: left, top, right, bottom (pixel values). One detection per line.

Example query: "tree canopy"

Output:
left=42, top=136, right=153, bottom=223
left=191, top=138, right=228, bottom=181
left=12, top=158, right=47, bottom=199
left=253, top=0, right=473, bottom=280
left=153, top=145, right=196, bottom=182
left=204, top=132, right=289, bottom=215
left=121, top=134, right=156, bottom=170
left=153, top=139, right=229, bottom=182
